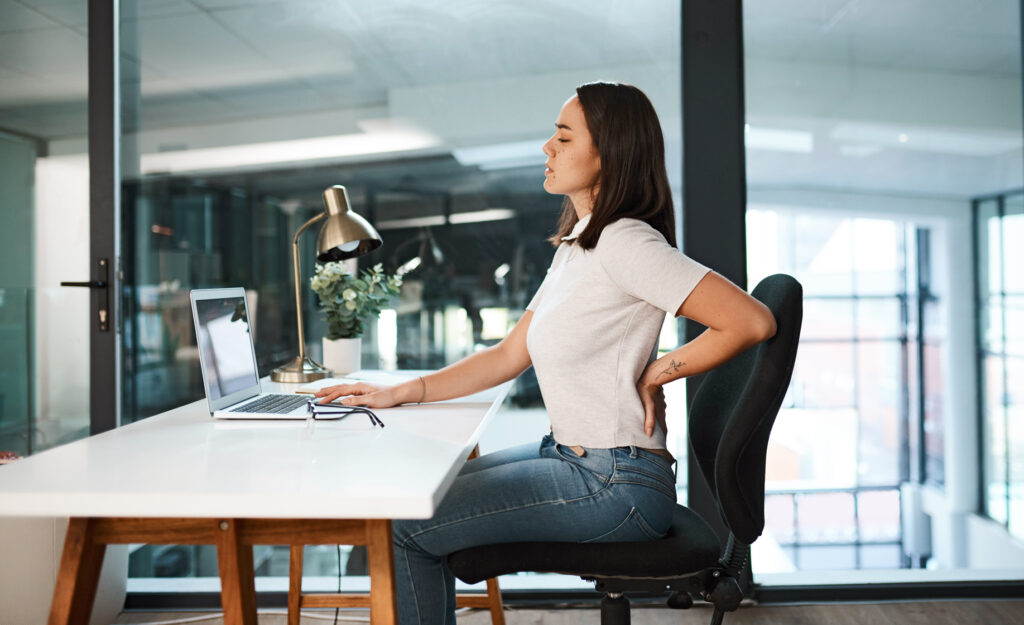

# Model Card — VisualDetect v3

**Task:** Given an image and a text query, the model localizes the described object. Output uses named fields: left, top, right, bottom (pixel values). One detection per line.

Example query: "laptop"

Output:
left=190, top=287, right=310, bottom=419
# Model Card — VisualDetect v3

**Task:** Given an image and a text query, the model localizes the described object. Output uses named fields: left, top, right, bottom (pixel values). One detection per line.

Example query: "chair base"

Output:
left=591, top=563, right=745, bottom=625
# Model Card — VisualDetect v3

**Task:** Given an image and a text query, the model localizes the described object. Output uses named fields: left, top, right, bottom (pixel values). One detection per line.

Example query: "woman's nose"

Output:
left=542, top=138, right=554, bottom=157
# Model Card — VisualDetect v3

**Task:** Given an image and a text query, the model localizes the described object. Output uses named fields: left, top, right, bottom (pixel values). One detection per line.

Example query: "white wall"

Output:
left=33, top=155, right=91, bottom=450
left=966, top=513, right=1024, bottom=569
left=0, top=518, right=127, bottom=625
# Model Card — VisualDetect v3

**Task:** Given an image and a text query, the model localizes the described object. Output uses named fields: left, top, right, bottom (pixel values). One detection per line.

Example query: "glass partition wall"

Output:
left=744, top=0, right=1024, bottom=581
left=117, top=0, right=683, bottom=591
left=0, top=5, right=92, bottom=457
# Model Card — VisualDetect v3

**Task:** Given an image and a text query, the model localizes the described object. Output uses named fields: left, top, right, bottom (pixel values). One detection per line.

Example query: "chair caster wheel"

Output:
left=601, top=593, right=630, bottom=625
left=667, top=591, right=694, bottom=609
left=709, top=577, right=743, bottom=612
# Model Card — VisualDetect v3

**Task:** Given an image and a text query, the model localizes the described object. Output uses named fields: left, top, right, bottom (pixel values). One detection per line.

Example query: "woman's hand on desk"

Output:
left=315, top=382, right=399, bottom=409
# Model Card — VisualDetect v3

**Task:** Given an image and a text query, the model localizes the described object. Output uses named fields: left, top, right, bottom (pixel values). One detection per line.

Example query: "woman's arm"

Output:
left=637, top=272, right=777, bottom=436
left=315, top=310, right=535, bottom=408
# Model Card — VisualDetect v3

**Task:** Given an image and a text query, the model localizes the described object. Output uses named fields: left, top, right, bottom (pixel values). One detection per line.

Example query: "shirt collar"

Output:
left=561, top=213, right=592, bottom=241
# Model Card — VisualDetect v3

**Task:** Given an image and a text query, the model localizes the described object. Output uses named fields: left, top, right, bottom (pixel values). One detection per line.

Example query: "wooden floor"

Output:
left=112, top=600, right=1024, bottom=625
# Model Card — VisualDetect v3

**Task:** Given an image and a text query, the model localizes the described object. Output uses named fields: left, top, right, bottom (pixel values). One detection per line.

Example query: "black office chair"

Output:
left=448, top=273, right=803, bottom=625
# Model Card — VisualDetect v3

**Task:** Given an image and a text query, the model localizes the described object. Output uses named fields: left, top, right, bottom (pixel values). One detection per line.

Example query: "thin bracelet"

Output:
left=417, top=376, right=427, bottom=404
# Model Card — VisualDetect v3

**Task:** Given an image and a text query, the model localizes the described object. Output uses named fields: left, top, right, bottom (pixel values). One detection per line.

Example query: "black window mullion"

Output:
left=681, top=0, right=747, bottom=532
left=88, top=0, right=121, bottom=434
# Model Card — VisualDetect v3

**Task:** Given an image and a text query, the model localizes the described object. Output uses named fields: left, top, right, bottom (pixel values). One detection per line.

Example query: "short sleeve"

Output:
left=526, top=274, right=549, bottom=311
left=526, top=244, right=568, bottom=311
left=593, top=219, right=711, bottom=315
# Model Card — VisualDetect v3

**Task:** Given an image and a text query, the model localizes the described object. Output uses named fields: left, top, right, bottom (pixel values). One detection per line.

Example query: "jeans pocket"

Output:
left=582, top=506, right=664, bottom=543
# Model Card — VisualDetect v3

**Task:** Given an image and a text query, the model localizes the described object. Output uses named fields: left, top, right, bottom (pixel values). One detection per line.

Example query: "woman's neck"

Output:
left=569, top=190, right=595, bottom=220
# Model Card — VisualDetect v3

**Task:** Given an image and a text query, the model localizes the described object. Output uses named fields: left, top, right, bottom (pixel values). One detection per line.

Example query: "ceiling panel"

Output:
left=897, top=34, right=1020, bottom=76
left=205, top=1, right=358, bottom=80
left=18, top=0, right=85, bottom=27
left=1, top=0, right=1020, bottom=150
left=0, top=0, right=62, bottom=32
left=0, top=27, right=86, bottom=97
left=134, top=13, right=290, bottom=90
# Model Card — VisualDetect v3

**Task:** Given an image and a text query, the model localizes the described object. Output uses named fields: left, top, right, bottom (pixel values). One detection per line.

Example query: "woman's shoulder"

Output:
left=596, top=217, right=668, bottom=247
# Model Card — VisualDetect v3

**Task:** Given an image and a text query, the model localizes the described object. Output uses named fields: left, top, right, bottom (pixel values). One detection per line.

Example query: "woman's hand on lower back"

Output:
left=637, top=381, right=668, bottom=438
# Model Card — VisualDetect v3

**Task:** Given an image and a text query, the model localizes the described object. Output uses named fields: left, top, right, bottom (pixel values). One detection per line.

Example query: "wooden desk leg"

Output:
left=485, top=577, right=506, bottom=625
left=366, top=519, right=398, bottom=625
left=48, top=518, right=107, bottom=625
left=466, top=445, right=507, bottom=625
left=215, top=519, right=257, bottom=625
left=288, top=545, right=303, bottom=625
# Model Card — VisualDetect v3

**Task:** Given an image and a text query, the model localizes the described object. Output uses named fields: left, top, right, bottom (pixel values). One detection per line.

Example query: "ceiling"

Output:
left=0, top=0, right=1021, bottom=198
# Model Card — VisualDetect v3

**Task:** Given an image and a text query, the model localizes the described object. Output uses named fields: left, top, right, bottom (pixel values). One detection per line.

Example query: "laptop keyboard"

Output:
left=230, top=394, right=308, bottom=414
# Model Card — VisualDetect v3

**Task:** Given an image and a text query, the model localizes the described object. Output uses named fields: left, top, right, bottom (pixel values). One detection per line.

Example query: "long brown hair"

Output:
left=547, top=82, right=676, bottom=249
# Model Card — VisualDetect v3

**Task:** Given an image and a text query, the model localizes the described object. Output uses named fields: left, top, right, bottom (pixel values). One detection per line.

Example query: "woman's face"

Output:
left=542, top=96, right=601, bottom=213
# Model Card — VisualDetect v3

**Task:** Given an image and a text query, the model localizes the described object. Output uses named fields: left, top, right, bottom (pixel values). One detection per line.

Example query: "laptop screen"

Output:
left=193, top=294, right=259, bottom=402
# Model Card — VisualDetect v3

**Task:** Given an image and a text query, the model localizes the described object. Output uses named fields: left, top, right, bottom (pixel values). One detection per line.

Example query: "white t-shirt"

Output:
left=526, top=214, right=710, bottom=449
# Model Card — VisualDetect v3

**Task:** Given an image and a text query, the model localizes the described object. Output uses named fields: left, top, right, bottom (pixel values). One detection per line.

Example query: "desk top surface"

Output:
left=0, top=371, right=511, bottom=520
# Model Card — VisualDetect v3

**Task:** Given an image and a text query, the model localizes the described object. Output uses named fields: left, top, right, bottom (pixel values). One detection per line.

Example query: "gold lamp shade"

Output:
left=317, top=186, right=382, bottom=261
left=270, top=185, right=383, bottom=383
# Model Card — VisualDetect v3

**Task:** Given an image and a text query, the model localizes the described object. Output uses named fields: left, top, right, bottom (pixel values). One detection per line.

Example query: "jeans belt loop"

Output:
left=628, top=445, right=638, bottom=459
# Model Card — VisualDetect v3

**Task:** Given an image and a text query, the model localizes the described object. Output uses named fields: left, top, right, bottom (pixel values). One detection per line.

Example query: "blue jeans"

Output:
left=392, top=432, right=677, bottom=625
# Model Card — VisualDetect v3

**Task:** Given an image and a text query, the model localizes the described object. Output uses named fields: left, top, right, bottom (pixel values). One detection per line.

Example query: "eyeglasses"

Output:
left=306, top=399, right=384, bottom=428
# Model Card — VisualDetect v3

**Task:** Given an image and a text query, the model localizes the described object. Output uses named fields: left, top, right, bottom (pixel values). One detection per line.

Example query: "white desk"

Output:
left=0, top=372, right=512, bottom=625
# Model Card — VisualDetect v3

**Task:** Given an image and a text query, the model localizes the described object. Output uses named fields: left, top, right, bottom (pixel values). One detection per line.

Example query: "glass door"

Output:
left=0, top=4, right=99, bottom=457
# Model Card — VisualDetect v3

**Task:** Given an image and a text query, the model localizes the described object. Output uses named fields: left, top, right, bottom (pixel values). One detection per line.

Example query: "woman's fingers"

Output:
left=316, top=389, right=348, bottom=404
left=314, top=384, right=353, bottom=397
left=342, top=386, right=397, bottom=409
left=312, top=383, right=398, bottom=409
left=654, top=387, right=668, bottom=436
left=315, top=382, right=381, bottom=404
left=639, top=384, right=667, bottom=437
left=641, top=390, right=656, bottom=437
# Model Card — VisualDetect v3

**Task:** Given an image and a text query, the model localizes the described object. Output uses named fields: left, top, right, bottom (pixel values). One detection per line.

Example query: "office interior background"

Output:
left=0, top=0, right=1021, bottom=602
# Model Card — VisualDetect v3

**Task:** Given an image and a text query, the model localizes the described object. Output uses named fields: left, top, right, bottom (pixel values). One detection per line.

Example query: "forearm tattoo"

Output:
left=656, top=359, right=684, bottom=380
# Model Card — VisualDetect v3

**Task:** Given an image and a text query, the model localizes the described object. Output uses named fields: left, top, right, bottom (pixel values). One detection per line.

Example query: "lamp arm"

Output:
left=291, top=212, right=327, bottom=360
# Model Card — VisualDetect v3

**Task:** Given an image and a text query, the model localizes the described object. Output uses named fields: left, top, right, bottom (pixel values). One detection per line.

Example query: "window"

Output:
left=748, top=210, right=931, bottom=571
left=977, top=192, right=1024, bottom=539
left=743, top=0, right=1023, bottom=576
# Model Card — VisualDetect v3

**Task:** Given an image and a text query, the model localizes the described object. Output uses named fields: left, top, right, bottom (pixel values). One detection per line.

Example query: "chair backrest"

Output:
left=688, top=273, right=803, bottom=545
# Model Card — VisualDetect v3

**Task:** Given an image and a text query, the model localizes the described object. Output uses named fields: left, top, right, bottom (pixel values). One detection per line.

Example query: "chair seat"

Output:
left=448, top=504, right=722, bottom=584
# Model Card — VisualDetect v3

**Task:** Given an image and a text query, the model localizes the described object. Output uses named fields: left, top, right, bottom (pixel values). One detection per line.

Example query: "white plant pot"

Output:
left=322, top=337, right=361, bottom=375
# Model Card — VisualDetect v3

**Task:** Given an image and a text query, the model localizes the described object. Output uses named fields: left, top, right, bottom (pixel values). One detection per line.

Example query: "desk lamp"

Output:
left=271, top=185, right=382, bottom=383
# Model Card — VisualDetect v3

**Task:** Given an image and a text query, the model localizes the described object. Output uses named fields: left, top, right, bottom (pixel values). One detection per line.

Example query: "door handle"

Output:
left=60, top=258, right=111, bottom=332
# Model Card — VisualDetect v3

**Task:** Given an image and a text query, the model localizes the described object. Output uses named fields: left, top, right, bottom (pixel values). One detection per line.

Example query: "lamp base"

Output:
left=270, top=356, right=333, bottom=383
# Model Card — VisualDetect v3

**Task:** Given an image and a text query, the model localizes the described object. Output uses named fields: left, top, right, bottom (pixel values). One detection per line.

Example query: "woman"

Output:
left=315, top=82, right=776, bottom=625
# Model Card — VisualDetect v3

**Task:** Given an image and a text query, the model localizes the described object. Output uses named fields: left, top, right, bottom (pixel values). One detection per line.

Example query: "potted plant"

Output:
left=310, top=262, right=402, bottom=374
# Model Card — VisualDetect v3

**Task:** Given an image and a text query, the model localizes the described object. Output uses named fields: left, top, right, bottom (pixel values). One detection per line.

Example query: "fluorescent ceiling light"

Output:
left=140, top=126, right=440, bottom=175
left=839, top=144, right=883, bottom=158
left=450, top=208, right=515, bottom=224
left=745, top=126, right=814, bottom=153
left=830, top=122, right=1022, bottom=157
left=453, top=139, right=546, bottom=169
left=376, top=216, right=447, bottom=230
left=376, top=208, right=516, bottom=231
